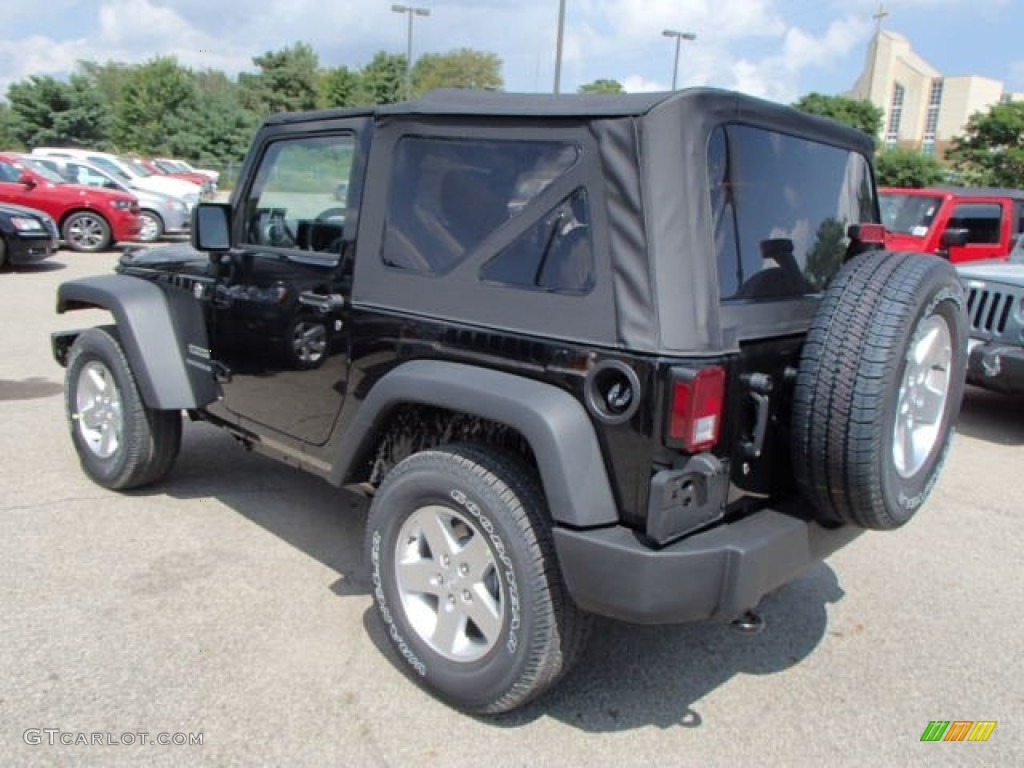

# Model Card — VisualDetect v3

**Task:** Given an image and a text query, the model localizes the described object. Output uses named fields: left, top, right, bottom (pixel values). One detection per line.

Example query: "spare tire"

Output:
left=792, top=251, right=967, bottom=530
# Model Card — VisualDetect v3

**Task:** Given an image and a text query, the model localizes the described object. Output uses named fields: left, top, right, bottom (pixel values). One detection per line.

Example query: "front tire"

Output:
left=65, top=327, right=182, bottom=489
left=62, top=211, right=112, bottom=252
left=366, top=444, right=590, bottom=714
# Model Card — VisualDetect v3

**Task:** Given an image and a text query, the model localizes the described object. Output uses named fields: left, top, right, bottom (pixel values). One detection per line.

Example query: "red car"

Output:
left=881, top=186, right=1024, bottom=264
left=0, top=153, right=141, bottom=252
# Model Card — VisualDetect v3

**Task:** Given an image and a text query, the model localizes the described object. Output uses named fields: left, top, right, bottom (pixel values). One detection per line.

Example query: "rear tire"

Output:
left=792, top=251, right=967, bottom=530
left=366, top=443, right=591, bottom=714
left=65, top=326, right=181, bottom=490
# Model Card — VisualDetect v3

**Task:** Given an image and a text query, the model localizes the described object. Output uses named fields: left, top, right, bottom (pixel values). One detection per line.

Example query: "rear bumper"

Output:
left=966, top=339, right=1024, bottom=394
left=553, top=508, right=862, bottom=624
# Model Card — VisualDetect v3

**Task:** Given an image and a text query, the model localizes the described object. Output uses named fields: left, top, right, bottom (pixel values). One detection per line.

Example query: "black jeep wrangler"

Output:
left=52, top=88, right=967, bottom=714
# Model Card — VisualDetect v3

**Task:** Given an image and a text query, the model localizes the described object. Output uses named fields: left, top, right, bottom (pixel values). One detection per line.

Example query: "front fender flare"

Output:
left=332, top=360, right=619, bottom=529
left=56, top=274, right=216, bottom=410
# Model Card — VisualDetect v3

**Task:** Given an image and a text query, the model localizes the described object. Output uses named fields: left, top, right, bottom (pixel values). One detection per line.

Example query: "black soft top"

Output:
left=264, top=87, right=874, bottom=154
left=265, top=87, right=879, bottom=354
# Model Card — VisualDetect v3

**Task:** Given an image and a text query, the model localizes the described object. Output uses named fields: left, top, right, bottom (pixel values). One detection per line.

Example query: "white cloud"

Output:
left=717, top=15, right=872, bottom=101
left=622, top=75, right=667, bottom=93
left=0, top=0, right=1005, bottom=108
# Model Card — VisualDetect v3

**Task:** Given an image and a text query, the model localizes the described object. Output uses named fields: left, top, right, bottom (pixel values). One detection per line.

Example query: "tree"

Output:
left=239, top=42, right=320, bottom=115
left=168, top=70, right=259, bottom=166
left=410, top=49, right=503, bottom=96
left=355, top=52, right=406, bottom=106
left=76, top=60, right=133, bottom=113
left=319, top=66, right=361, bottom=109
left=0, top=103, right=22, bottom=150
left=945, top=101, right=1024, bottom=188
left=5, top=74, right=109, bottom=148
left=792, top=93, right=883, bottom=142
left=578, top=79, right=624, bottom=95
left=875, top=148, right=946, bottom=188
left=113, top=57, right=197, bottom=153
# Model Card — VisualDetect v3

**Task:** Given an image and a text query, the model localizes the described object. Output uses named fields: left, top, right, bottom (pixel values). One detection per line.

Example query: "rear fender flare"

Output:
left=332, top=360, right=619, bottom=529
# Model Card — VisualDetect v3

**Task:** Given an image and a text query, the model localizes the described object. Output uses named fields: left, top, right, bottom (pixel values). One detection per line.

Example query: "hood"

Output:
left=886, top=232, right=930, bottom=252
left=0, top=201, right=54, bottom=221
left=956, top=261, right=1024, bottom=286
left=118, top=242, right=207, bottom=271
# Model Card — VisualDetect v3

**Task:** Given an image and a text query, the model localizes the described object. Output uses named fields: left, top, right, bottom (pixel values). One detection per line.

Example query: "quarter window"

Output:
left=480, top=188, right=594, bottom=295
left=241, top=135, right=355, bottom=256
left=381, top=137, right=579, bottom=275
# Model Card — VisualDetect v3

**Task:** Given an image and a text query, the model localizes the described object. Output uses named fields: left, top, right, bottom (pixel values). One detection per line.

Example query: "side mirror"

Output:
left=940, top=228, right=969, bottom=248
left=18, top=172, right=36, bottom=189
left=192, top=203, right=231, bottom=253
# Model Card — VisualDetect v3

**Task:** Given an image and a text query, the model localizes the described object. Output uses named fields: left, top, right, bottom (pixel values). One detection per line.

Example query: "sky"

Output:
left=0, top=0, right=1021, bottom=105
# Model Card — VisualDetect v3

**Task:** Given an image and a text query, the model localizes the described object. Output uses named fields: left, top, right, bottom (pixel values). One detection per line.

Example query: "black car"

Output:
left=0, top=202, right=58, bottom=269
left=51, top=88, right=968, bottom=714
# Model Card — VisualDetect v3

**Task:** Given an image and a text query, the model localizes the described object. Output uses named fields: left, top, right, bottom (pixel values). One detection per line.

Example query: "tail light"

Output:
left=667, top=366, right=726, bottom=453
left=847, top=223, right=887, bottom=245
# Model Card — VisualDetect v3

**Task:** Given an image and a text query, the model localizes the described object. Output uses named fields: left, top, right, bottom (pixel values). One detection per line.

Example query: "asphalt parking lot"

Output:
left=1, top=249, right=1021, bottom=767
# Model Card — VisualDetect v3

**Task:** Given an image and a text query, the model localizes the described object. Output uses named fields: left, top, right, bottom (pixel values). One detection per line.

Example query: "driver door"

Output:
left=207, top=124, right=365, bottom=447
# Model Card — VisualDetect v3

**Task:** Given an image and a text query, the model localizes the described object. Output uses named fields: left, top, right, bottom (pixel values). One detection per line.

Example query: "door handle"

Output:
left=298, top=292, right=345, bottom=313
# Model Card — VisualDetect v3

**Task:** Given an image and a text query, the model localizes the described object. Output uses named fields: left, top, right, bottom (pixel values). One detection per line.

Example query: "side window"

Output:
left=480, top=188, right=594, bottom=294
left=241, top=134, right=355, bottom=255
left=710, top=124, right=876, bottom=300
left=0, top=161, right=20, bottom=183
left=381, top=137, right=578, bottom=275
left=949, top=203, right=1002, bottom=244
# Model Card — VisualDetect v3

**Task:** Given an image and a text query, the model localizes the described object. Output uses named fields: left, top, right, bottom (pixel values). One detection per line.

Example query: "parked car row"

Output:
left=0, top=148, right=216, bottom=263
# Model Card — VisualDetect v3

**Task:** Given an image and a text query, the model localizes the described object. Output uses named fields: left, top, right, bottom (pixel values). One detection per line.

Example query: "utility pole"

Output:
left=554, top=0, right=567, bottom=95
left=391, top=4, right=431, bottom=100
left=662, top=29, right=697, bottom=91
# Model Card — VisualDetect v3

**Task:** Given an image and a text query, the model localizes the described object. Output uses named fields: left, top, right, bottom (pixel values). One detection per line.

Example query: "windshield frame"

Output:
left=880, top=192, right=944, bottom=237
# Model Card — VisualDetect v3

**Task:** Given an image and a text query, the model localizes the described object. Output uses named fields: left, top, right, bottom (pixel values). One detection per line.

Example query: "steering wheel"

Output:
left=260, top=211, right=298, bottom=248
left=309, top=208, right=347, bottom=253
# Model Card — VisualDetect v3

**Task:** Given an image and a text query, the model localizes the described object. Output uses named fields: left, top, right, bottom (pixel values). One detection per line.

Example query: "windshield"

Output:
left=123, top=159, right=153, bottom=177
left=90, top=156, right=133, bottom=181
left=17, top=157, right=65, bottom=184
left=880, top=193, right=943, bottom=236
left=154, top=160, right=179, bottom=173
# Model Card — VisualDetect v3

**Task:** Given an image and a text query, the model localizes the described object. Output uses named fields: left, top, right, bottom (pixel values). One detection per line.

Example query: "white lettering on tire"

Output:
left=450, top=488, right=521, bottom=654
left=371, top=530, right=427, bottom=677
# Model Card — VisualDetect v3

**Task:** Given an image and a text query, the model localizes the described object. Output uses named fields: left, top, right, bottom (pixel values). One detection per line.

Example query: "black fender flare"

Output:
left=56, top=274, right=216, bottom=410
left=331, top=360, right=619, bottom=529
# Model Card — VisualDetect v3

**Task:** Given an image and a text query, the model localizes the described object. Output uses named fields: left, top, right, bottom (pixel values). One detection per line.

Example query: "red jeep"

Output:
left=881, top=187, right=1024, bottom=264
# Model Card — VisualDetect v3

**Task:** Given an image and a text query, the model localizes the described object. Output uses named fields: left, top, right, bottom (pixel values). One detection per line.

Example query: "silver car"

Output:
left=30, top=156, right=190, bottom=243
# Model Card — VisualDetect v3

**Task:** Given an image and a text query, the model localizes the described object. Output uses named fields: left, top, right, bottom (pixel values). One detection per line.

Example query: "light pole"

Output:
left=391, top=4, right=431, bottom=99
left=553, top=0, right=567, bottom=95
left=662, top=29, right=696, bottom=91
